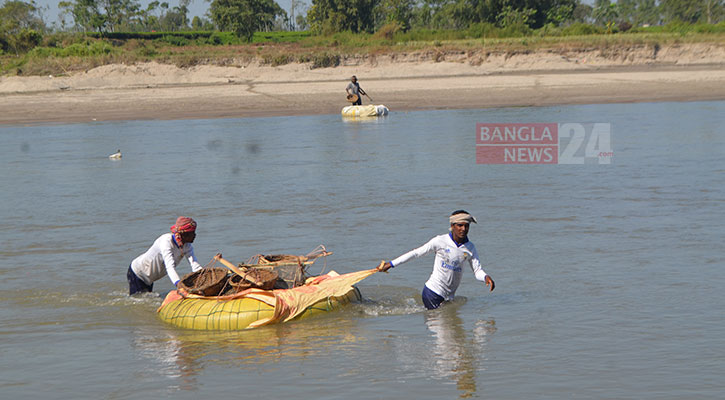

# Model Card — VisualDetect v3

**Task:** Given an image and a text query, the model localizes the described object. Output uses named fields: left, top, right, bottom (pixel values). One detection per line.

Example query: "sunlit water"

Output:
left=1, top=101, right=724, bottom=399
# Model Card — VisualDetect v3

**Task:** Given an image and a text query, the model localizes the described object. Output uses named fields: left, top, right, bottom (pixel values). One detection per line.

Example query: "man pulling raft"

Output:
left=378, top=210, right=495, bottom=309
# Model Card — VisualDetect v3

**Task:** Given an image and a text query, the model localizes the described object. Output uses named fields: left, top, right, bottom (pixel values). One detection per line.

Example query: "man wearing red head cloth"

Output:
left=127, top=216, right=204, bottom=295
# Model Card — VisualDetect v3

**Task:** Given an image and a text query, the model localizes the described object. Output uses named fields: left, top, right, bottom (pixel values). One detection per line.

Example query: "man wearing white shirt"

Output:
left=345, top=75, right=366, bottom=105
left=379, top=210, right=495, bottom=309
left=127, top=216, right=203, bottom=295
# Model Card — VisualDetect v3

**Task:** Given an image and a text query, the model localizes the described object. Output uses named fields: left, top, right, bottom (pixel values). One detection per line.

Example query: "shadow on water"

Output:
left=424, top=300, right=497, bottom=399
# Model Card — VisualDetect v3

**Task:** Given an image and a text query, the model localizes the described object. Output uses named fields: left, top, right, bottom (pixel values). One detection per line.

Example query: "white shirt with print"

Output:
left=391, top=233, right=488, bottom=300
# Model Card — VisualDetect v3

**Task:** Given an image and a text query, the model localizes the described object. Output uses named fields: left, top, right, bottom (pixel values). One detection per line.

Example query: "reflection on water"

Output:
left=133, top=329, right=198, bottom=392
left=2, top=101, right=724, bottom=398
left=425, top=301, right=496, bottom=399
left=132, top=314, right=370, bottom=392
left=131, top=296, right=496, bottom=397
left=341, top=117, right=388, bottom=124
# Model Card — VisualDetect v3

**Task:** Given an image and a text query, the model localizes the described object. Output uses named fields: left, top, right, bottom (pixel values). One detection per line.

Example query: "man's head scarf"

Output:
left=449, top=210, right=477, bottom=226
left=171, top=216, right=196, bottom=246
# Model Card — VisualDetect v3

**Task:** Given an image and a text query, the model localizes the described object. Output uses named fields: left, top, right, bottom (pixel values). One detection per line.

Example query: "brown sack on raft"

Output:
left=178, top=268, right=229, bottom=296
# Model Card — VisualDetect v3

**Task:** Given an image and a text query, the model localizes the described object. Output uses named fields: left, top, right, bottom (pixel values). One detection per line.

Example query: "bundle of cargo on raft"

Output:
left=158, top=246, right=380, bottom=330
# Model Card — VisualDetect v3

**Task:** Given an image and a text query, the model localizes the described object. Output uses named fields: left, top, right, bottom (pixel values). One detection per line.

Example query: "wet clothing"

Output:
left=422, top=285, right=446, bottom=310
left=127, top=264, right=153, bottom=295
left=130, top=233, right=202, bottom=288
left=390, top=232, right=488, bottom=307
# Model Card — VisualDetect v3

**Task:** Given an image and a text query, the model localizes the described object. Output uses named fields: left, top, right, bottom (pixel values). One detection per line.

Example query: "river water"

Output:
left=1, top=101, right=724, bottom=399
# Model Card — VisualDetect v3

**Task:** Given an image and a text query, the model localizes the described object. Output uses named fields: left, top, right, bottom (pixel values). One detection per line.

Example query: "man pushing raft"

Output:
left=127, top=216, right=206, bottom=295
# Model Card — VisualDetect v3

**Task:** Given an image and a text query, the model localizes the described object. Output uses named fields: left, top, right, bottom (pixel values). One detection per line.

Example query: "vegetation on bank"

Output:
left=4, top=27, right=723, bottom=77
left=1, top=0, right=725, bottom=76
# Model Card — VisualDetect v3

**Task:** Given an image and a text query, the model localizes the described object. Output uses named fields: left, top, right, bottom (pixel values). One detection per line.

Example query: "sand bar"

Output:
left=2, top=44, right=724, bottom=126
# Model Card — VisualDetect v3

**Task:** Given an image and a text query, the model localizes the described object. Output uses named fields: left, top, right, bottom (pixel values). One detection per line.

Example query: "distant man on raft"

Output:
left=378, top=210, right=495, bottom=309
left=346, top=75, right=366, bottom=106
left=127, top=216, right=204, bottom=295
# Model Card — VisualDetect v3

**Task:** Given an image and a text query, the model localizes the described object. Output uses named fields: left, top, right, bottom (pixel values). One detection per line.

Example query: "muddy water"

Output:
left=1, top=101, right=724, bottom=399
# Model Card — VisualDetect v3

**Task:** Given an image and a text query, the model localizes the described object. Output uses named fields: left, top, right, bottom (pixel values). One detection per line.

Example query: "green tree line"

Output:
left=306, top=0, right=724, bottom=33
left=2, top=0, right=725, bottom=55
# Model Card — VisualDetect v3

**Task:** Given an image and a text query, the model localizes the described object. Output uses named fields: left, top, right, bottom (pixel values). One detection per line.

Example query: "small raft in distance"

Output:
left=341, top=104, right=389, bottom=118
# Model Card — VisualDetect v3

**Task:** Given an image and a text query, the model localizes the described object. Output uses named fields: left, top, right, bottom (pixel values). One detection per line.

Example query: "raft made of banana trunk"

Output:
left=158, top=268, right=377, bottom=330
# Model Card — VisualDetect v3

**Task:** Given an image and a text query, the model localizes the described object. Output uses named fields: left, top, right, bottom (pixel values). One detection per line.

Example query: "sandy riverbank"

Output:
left=1, top=43, right=724, bottom=125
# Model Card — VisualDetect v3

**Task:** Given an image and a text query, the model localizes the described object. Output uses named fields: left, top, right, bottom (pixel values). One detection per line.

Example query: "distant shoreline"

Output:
left=2, top=44, right=724, bottom=126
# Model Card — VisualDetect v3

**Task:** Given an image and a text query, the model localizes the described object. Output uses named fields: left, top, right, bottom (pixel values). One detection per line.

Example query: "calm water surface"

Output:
left=1, top=101, right=724, bottom=399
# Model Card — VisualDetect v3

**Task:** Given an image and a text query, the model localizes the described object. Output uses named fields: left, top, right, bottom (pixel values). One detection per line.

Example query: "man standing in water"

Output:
left=127, top=216, right=203, bottom=295
left=345, top=75, right=366, bottom=105
left=378, top=210, right=495, bottom=309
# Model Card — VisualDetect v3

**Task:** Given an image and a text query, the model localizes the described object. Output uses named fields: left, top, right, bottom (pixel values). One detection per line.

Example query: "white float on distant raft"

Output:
left=341, top=104, right=389, bottom=118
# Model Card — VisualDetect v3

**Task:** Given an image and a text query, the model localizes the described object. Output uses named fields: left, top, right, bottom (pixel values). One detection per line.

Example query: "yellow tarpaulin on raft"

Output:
left=158, top=267, right=380, bottom=329
left=249, top=268, right=378, bottom=328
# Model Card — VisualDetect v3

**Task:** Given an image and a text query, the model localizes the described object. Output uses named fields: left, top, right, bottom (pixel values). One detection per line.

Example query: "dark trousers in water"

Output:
left=353, top=96, right=362, bottom=106
left=127, top=264, right=153, bottom=295
left=422, top=285, right=445, bottom=310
